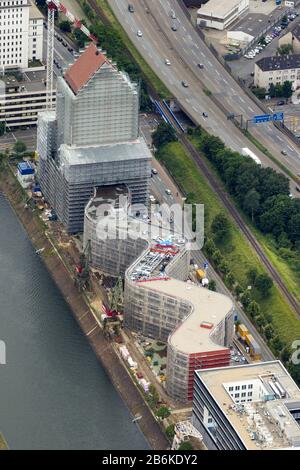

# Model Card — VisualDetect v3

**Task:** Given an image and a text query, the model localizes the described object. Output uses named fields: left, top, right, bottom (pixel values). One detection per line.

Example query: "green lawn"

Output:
left=94, top=0, right=171, bottom=99
left=157, top=141, right=300, bottom=346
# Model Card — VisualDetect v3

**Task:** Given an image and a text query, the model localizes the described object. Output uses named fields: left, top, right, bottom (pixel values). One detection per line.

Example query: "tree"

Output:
left=149, top=384, right=159, bottom=406
left=282, top=80, right=293, bottom=99
left=208, top=280, right=217, bottom=292
left=264, top=324, right=274, bottom=340
left=241, top=290, right=251, bottom=309
left=59, top=20, right=72, bottom=33
left=254, top=274, right=273, bottom=296
left=224, top=272, right=235, bottom=288
left=13, top=141, right=27, bottom=154
left=211, top=213, right=230, bottom=241
left=156, top=406, right=170, bottom=420
left=0, top=122, right=5, bottom=136
left=178, top=441, right=194, bottom=450
left=152, top=123, right=177, bottom=150
left=165, top=424, right=175, bottom=439
left=243, top=189, right=260, bottom=222
left=247, top=300, right=260, bottom=318
left=268, top=83, right=276, bottom=98
left=252, top=86, right=266, bottom=100
left=247, top=268, right=258, bottom=286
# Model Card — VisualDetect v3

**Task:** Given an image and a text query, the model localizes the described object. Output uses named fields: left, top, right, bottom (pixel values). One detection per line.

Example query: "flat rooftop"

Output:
left=197, top=361, right=300, bottom=449
left=198, top=0, right=246, bottom=18
left=148, top=279, right=233, bottom=353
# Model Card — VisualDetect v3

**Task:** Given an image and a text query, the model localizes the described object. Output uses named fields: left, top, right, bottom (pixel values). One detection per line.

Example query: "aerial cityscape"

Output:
left=0, top=0, right=300, bottom=455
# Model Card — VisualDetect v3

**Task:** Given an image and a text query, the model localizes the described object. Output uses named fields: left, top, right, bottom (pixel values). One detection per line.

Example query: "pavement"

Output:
left=108, top=0, right=300, bottom=195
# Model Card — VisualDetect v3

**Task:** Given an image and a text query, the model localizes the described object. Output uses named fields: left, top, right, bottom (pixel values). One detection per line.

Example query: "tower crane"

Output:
left=46, top=0, right=97, bottom=109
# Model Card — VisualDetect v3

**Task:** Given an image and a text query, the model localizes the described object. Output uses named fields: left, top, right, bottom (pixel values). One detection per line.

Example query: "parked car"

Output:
left=281, top=150, right=287, bottom=155
left=165, top=189, right=171, bottom=195
left=151, top=168, right=158, bottom=175
left=137, top=30, right=143, bottom=37
left=202, top=112, right=208, bottom=118
left=181, top=80, right=189, bottom=87
left=165, top=58, right=171, bottom=66
left=128, top=4, right=134, bottom=12
left=277, top=100, right=285, bottom=105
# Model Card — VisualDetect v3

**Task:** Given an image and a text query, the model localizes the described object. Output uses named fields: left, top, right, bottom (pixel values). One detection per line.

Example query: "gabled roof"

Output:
left=64, top=43, right=108, bottom=94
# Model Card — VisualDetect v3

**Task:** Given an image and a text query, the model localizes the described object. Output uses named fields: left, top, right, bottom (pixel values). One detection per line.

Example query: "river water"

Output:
left=0, top=193, right=147, bottom=450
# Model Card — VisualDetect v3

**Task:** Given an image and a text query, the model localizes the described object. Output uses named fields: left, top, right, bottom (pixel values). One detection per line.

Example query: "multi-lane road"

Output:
left=108, top=0, right=300, bottom=192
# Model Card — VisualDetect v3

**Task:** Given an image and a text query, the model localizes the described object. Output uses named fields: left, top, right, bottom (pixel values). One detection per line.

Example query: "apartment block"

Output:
left=192, top=361, right=300, bottom=450
left=254, top=54, right=300, bottom=91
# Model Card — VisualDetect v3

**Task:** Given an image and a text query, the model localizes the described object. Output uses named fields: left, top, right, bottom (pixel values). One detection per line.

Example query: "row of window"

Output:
left=232, top=391, right=253, bottom=399
left=228, top=384, right=253, bottom=392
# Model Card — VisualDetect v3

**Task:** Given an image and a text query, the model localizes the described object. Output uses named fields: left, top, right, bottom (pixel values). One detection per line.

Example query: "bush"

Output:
left=156, top=406, right=170, bottom=420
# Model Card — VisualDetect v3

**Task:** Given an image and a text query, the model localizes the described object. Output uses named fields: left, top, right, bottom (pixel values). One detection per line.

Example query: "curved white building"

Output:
left=84, top=186, right=235, bottom=403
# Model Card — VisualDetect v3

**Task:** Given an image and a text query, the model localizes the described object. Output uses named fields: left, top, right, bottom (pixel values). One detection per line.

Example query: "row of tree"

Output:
left=252, top=80, right=293, bottom=100
left=194, top=128, right=300, bottom=251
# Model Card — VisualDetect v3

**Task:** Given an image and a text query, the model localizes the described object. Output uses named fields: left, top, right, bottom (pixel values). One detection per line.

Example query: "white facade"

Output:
left=197, top=0, right=249, bottom=31
left=0, top=0, right=43, bottom=71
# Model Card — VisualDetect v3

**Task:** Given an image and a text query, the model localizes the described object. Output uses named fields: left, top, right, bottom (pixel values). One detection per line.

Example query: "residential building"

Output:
left=197, top=0, right=249, bottom=30
left=0, top=0, right=43, bottom=71
left=254, top=54, right=300, bottom=91
left=192, top=361, right=300, bottom=450
left=38, top=43, right=151, bottom=233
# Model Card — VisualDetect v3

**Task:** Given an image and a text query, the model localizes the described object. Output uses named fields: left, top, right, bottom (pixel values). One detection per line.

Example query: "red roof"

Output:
left=64, top=43, right=108, bottom=94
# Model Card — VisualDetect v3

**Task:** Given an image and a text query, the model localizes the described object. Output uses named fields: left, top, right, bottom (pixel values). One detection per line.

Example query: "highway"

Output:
left=150, top=158, right=274, bottom=362
left=107, top=0, right=300, bottom=193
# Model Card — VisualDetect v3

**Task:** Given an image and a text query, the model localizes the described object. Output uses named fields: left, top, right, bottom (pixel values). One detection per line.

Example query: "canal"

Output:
left=0, top=193, right=148, bottom=450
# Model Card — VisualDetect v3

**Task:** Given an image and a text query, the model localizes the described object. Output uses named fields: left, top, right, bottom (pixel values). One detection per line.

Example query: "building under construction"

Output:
left=37, top=43, right=151, bottom=233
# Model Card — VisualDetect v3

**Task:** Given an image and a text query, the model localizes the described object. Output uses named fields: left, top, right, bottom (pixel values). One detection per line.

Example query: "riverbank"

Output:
left=0, top=164, right=168, bottom=451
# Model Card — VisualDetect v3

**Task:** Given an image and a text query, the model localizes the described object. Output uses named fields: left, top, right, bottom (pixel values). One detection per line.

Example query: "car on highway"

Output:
left=137, top=30, right=143, bottom=37
left=151, top=168, right=158, bottom=175
left=171, top=23, right=178, bottom=31
left=165, top=189, right=172, bottom=195
left=181, top=80, right=189, bottom=88
left=128, top=4, right=134, bottom=13
left=202, top=112, right=208, bottom=118
left=170, top=10, right=176, bottom=19
left=281, top=150, right=287, bottom=156
left=197, top=63, right=204, bottom=69
left=165, top=59, right=171, bottom=66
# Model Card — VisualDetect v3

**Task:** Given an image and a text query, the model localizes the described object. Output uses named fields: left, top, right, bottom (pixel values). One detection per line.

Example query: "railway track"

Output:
left=160, top=101, right=300, bottom=318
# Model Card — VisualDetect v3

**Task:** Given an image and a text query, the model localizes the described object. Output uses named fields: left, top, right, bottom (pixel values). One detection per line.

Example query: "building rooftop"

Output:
left=64, top=43, right=108, bottom=94
left=256, top=53, right=300, bottom=72
left=198, top=0, right=246, bottom=18
left=196, top=361, right=300, bottom=449
left=149, top=279, right=233, bottom=354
